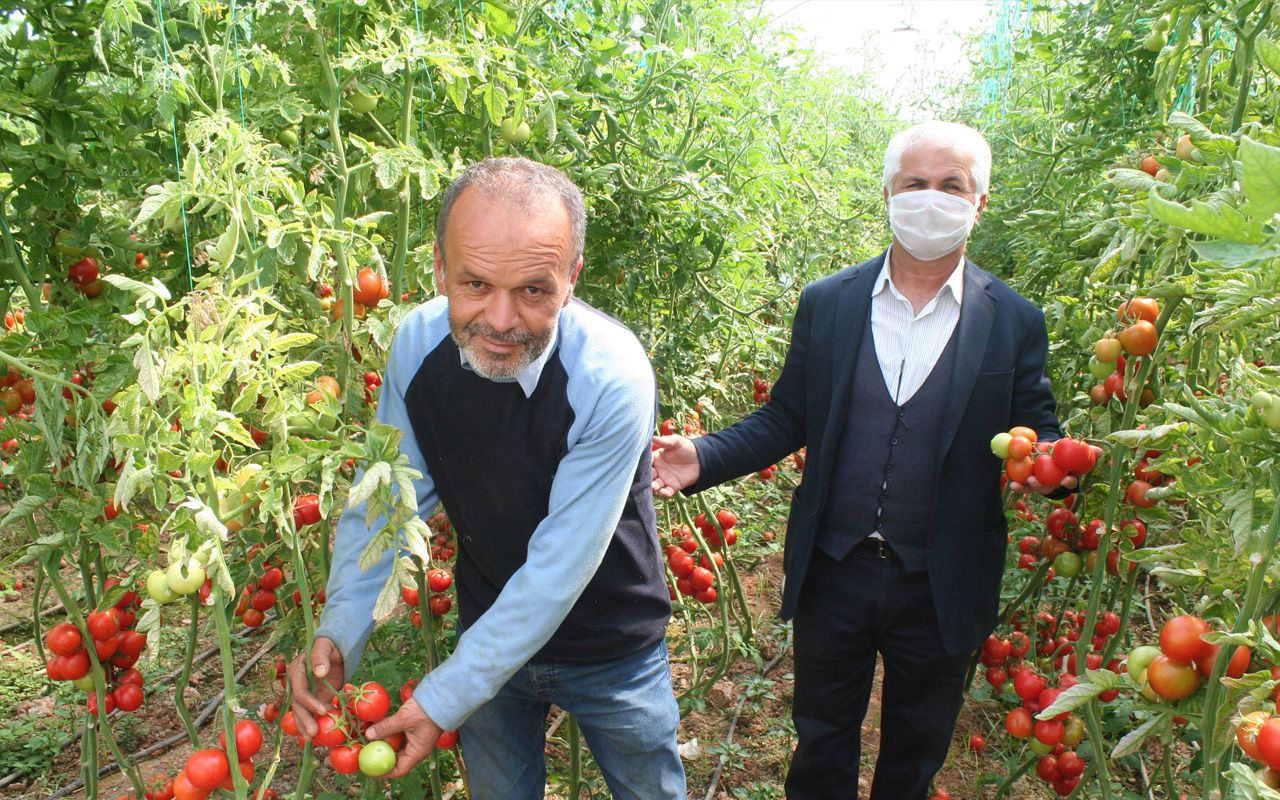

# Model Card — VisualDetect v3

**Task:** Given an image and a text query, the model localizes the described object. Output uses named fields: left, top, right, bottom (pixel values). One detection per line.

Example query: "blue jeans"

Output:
left=458, top=638, right=686, bottom=800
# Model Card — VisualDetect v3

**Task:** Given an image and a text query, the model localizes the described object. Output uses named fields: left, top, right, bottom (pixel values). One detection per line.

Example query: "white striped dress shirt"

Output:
left=870, top=247, right=965, bottom=405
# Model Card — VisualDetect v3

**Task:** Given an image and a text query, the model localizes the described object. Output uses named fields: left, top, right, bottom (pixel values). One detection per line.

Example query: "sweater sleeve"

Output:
left=412, top=352, right=656, bottom=731
left=314, top=319, right=440, bottom=677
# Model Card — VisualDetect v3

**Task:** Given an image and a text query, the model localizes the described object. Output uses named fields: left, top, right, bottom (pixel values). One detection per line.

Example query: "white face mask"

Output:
left=888, top=189, right=977, bottom=261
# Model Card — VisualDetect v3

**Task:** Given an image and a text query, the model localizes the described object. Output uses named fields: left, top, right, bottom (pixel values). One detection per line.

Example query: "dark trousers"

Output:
left=786, top=545, right=971, bottom=800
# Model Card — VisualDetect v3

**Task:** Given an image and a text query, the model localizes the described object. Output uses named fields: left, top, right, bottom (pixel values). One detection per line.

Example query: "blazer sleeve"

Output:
left=1011, top=307, right=1062, bottom=444
left=689, top=286, right=812, bottom=492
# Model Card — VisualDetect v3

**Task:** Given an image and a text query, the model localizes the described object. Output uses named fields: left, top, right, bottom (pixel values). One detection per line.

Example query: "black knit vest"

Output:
left=816, top=318, right=959, bottom=571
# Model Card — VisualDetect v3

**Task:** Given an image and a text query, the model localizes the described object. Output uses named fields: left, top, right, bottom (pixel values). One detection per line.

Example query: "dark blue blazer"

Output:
left=690, top=251, right=1062, bottom=655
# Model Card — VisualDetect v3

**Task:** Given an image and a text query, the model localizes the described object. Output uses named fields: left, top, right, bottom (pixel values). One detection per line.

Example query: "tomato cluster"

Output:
left=2, top=307, right=25, bottom=331
left=68, top=255, right=104, bottom=297
left=1127, top=614, right=1251, bottom=702
left=657, top=409, right=705, bottom=438
left=1088, top=296, right=1160, bottom=406
left=991, top=427, right=1101, bottom=489
left=404, top=567, right=454, bottom=626
left=166, top=721, right=265, bottom=800
left=997, top=657, right=1095, bottom=796
left=362, top=370, right=382, bottom=404
left=663, top=510, right=738, bottom=605
left=44, top=579, right=148, bottom=715
left=751, top=375, right=771, bottom=404
left=277, top=680, right=457, bottom=779
left=232, top=562, right=287, bottom=629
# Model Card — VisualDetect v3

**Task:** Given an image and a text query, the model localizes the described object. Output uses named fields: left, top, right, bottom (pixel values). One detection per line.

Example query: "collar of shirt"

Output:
left=873, top=245, right=966, bottom=317
left=457, top=323, right=559, bottom=398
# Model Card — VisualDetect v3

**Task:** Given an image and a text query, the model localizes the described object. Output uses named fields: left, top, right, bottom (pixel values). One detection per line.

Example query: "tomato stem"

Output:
left=175, top=593, right=202, bottom=745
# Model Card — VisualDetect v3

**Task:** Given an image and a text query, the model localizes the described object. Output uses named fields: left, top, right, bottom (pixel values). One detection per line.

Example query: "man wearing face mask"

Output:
left=652, top=121, right=1068, bottom=799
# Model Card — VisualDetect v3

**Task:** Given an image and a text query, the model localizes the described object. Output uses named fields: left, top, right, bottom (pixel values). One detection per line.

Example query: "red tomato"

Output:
left=171, top=771, right=209, bottom=800
left=1119, top=320, right=1158, bottom=356
left=251, top=590, right=276, bottom=612
left=353, top=268, right=384, bottom=306
left=1257, top=718, right=1280, bottom=771
left=1034, top=719, right=1064, bottom=745
left=436, top=729, right=459, bottom=749
left=46, top=622, right=83, bottom=657
left=1037, top=755, right=1060, bottom=781
left=428, top=594, right=452, bottom=616
left=312, top=711, right=350, bottom=747
left=1033, top=455, right=1067, bottom=487
left=690, top=567, right=715, bottom=592
left=280, top=710, right=299, bottom=737
left=1005, top=706, right=1032, bottom=739
left=1238, top=710, right=1270, bottom=762
left=241, top=608, right=265, bottom=628
left=184, top=749, right=230, bottom=791
left=113, top=683, right=145, bottom=712
left=1147, top=655, right=1201, bottom=700
left=220, top=720, right=264, bottom=760
left=1006, top=456, right=1034, bottom=483
left=1014, top=669, right=1047, bottom=702
left=352, top=682, right=391, bottom=723
left=427, top=568, right=453, bottom=592
left=1007, top=436, right=1034, bottom=460
left=1194, top=643, right=1251, bottom=679
left=292, top=494, right=322, bottom=528
left=967, top=734, right=984, bottom=752
left=118, top=630, right=148, bottom=656
left=68, top=257, right=100, bottom=285
left=1117, top=297, right=1159, bottom=324
left=258, top=567, right=284, bottom=591
left=400, top=679, right=418, bottom=703
left=1051, top=438, right=1094, bottom=475
left=328, top=743, right=362, bottom=774
left=1057, top=750, right=1085, bottom=779
left=1160, top=615, right=1211, bottom=664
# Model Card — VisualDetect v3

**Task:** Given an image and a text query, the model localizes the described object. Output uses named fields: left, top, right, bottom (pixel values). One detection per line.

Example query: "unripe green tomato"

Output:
left=1143, top=29, right=1166, bottom=51
left=1028, top=737, right=1054, bottom=755
left=277, top=128, right=299, bottom=147
left=1140, top=681, right=1160, bottom=702
left=989, top=432, right=1012, bottom=459
left=1250, top=391, right=1274, bottom=413
left=1154, top=15, right=1171, bottom=32
left=147, top=569, right=178, bottom=604
left=167, top=560, right=206, bottom=596
left=359, top=740, right=396, bottom=776
left=1062, top=716, right=1086, bottom=747
left=348, top=88, right=379, bottom=114
left=1127, top=645, right=1161, bottom=681
left=1053, top=552, right=1082, bottom=579
left=499, top=117, right=531, bottom=144
left=1088, top=357, right=1113, bottom=380
left=74, top=672, right=98, bottom=692
left=1262, top=399, right=1280, bottom=430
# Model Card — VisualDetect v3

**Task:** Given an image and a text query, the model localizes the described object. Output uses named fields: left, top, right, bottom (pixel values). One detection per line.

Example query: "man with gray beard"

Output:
left=289, top=157, right=685, bottom=799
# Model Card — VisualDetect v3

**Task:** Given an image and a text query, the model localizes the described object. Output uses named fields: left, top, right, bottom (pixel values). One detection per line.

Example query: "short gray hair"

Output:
left=435, top=157, right=587, bottom=269
left=882, top=121, right=992, bottom=197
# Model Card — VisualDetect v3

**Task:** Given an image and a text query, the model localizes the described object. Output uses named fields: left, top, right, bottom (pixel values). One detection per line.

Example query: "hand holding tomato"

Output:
left=363, top=697, right=443, bottom=779
left=650, top=434, right=701, bottom=498
left=287, top=637, right=345, bottom=740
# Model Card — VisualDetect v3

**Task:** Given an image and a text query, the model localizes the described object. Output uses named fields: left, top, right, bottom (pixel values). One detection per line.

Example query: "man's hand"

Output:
left=1010, top=475, right=1079, bottom=496
left=288, top=637, right=345, bottom=740
left=364, top=697, right=443, bottom=779
left=651, top=435, right=701, bottom=498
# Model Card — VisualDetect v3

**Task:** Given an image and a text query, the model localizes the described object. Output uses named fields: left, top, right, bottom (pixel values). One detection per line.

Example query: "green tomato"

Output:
left=166, top=560, right=206, bottom=596
left=1259, top=396, right=1280, bottom=430
left=359, top=740, right=397, bottom=777
left=277, top=128, right=299, bottom=147
left=73, top=672, right=98, bottom=692
left=1053, top=552, right=1082, bottom=579
left=348, top=88, right=379, bottom=114
left=1250, top=391, right=1274, bottom=413
left=1127, top=645, right=1161, bottom=681
left=989, top=432, right=1012, bottom=460
left=499, top=117, right=531, bottom=144
left=1028, top=737, right=1054, bottom=755
left=146, top=569, right=178, bottom=604
left=1088, top=357, right=1113, bottom=380
left=1143, top=29, right=1166, bottom=51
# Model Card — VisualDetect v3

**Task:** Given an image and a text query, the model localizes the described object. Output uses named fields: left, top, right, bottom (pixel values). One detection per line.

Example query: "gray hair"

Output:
left=882, top=121, right=992, bottom=197
left=436, top=157, right=587, bottom=269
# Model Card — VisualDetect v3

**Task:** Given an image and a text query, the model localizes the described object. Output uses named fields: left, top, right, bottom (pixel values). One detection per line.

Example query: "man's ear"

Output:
left=432, top=242, right=446, bottom=296
left=563, top=257, right=584, bottom=306
left=974, top=193, right=989, bottom=223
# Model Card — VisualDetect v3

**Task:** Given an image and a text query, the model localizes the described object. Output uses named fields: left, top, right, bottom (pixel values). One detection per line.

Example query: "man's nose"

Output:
left=484, top=291, right=519, bottom=332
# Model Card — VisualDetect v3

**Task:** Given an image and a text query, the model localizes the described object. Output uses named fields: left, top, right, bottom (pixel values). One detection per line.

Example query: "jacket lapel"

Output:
left=828, top=253, right=882, bottom=414
left=937, top=261, right=996, bottom=457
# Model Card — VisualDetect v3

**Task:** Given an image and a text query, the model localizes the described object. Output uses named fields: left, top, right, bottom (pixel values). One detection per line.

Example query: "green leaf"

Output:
left=267, top=333, right=318, bottom=353
left=1257, top=36, right=1280, bottom=78
left=1190, top=240, right=1280, bottom=267
left=1035, top=669, right=1125, bottom=720
left=1223, top=481, right=1257, bottom=556
left=0, top=493, right=48, bottom=528
left=1240, top=137, right=1280, bottom=219
left=479, top=82, right=508, bottom=123
left=1147, top=189, right=1266, bottom=243
left=1105, top=422, right=1188, bottom=446
left=1225, top=762, right=1280, bottom=800
left=1110, top=713, right=1166, bottom=759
